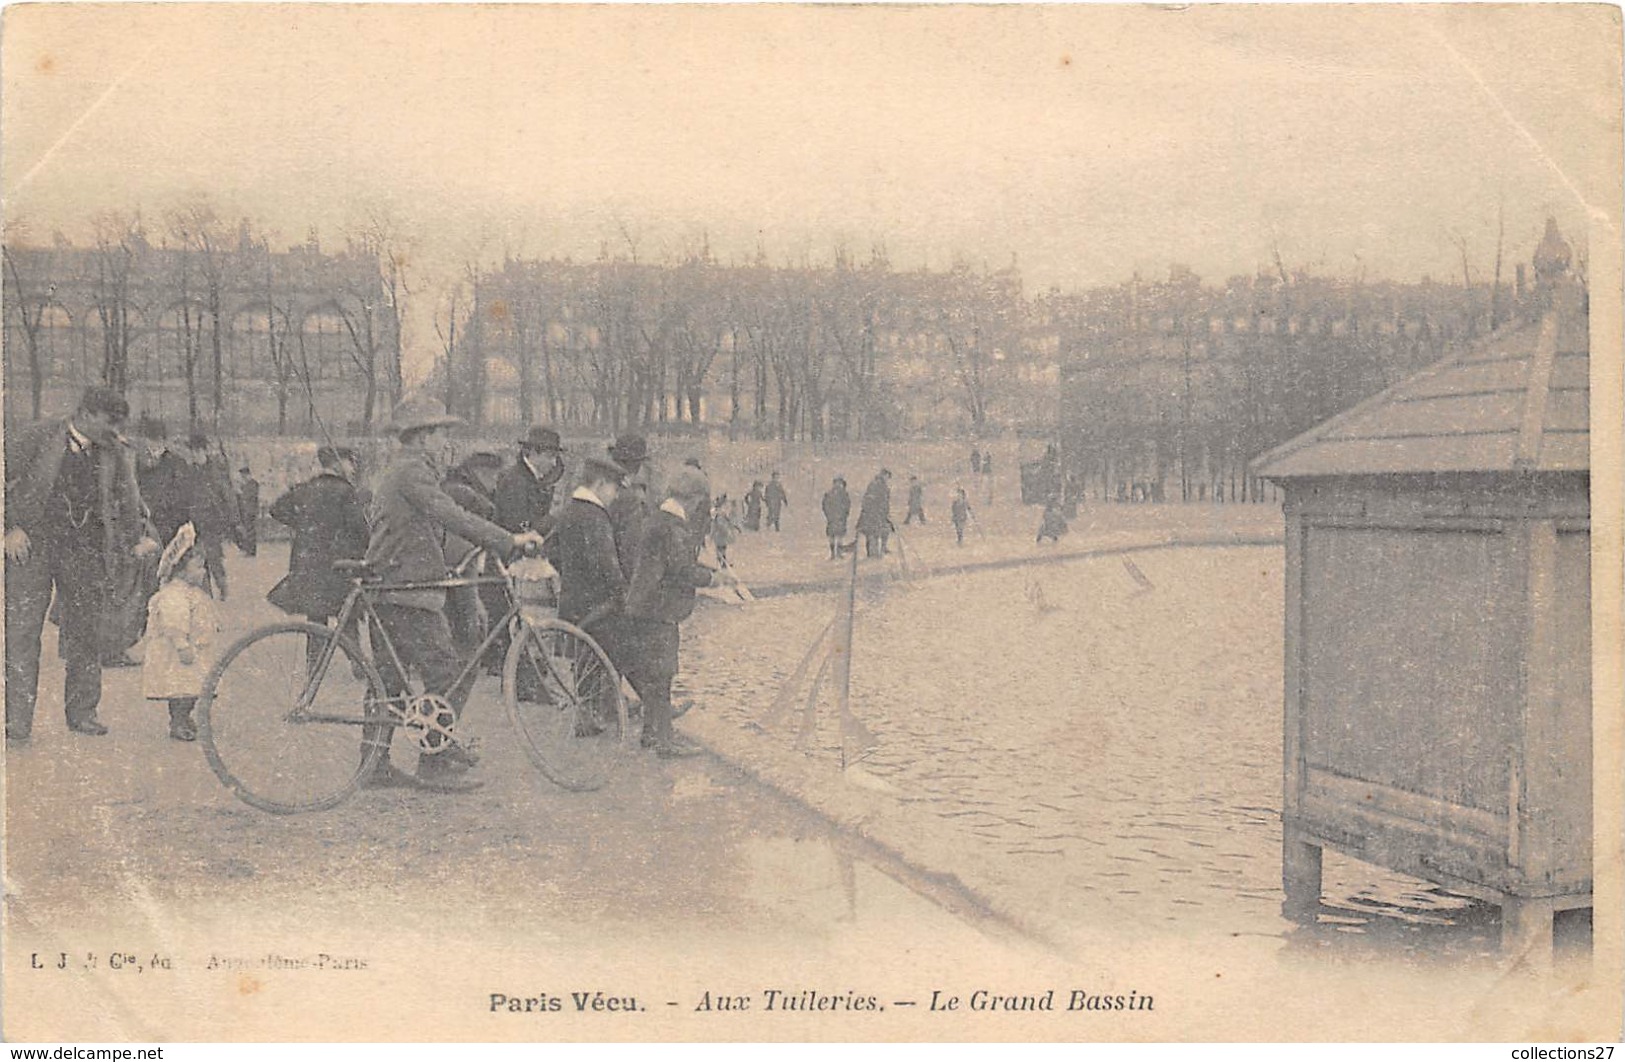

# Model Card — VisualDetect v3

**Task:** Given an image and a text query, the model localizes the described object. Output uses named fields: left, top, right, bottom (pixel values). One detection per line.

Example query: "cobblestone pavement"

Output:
left=680, top=544, right=1505, bottom=962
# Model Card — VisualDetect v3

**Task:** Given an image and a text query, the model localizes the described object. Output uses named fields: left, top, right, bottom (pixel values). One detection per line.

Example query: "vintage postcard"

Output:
left=1, top=3, right=1620, bottom=1044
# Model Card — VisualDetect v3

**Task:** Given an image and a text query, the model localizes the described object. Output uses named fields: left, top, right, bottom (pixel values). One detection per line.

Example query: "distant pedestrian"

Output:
left=970, top=447, right=982, bottom=474
left=235, top=465, right=260, bottom=556
left=1037, top=496, right=1068, bottom=544
left=711, top=497, right=739, bottom=568
left=820, top=476, right=851, bottom=560
left=142, top=523, right=219, bottom=742
left=181, top=431, right=237, bottom=602
left=763, top=472, right=788, bottom=531
left=856, top=469, right=894, bottom=559
left=981, top=452, right=995, bottom=505
left=743, top=480, right=764, bottom=532
left=951, top=488, right=971, bottom=546
left=904, top=475, right=927, bottom=524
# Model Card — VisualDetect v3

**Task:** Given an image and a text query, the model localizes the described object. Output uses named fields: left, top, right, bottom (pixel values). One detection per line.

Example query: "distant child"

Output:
left=142, top=523, right=220, bottom=741
left=951, top=488, right=972, bottom=546
left=1036, top=496, right=1068, bottom=544
left=712, top=497, right=740, bottom=568
left=904, top=475, right=927, bottom=524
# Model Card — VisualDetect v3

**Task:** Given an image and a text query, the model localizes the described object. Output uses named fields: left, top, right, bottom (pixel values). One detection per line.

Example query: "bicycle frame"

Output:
left=293, top=552, right=538, bottom=728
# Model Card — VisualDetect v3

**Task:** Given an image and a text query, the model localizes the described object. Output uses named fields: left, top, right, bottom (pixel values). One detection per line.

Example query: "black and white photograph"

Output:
left=1, top=3, right=1620, bottom=1044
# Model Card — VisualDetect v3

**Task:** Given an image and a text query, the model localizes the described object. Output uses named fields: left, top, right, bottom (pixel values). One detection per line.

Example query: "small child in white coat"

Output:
left=143, top=523, right=220, bottom=741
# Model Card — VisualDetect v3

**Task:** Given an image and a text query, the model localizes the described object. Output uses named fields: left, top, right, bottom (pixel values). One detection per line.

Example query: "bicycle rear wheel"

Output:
left=504, top=617, right=632, bottom=791
left=200, top=622, right=387, bottom=814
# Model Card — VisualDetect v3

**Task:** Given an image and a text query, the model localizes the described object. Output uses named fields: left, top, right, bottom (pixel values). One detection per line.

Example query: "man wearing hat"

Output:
left=179, top=430, right=237, bottom=602
left=606, top=433, right=652, bottom=578
left=549, top=452, right=630, bottom=635
left=495, top=425, right=566, bottom=536
left=360, top=396, right=545, bottom=789
left=5, top=386, right=157, bottom=741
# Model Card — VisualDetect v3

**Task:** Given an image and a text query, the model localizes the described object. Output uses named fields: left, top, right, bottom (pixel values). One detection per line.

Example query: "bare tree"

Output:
left=2, top=232, right=53, bottom=419
left=90, top=210, right=142, bottom=395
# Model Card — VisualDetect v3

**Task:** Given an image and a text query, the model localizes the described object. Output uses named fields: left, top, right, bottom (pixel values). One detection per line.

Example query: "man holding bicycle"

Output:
left=361, top=396, right=544, bottom=791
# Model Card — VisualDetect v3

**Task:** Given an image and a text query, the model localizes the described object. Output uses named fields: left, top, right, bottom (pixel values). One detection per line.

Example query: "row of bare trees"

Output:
left=430, top=243, right=1027, bottom=441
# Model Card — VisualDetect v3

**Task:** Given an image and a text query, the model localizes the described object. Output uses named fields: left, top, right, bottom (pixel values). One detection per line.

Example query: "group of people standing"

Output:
left=261, top=398, right=734, bottom=789
left=3, top=387, right=269, bottom=745
left=4, top=387, right=736, bottom=787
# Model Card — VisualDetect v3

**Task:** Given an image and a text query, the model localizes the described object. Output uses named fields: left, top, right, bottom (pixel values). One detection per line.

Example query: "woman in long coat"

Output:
left=743, top=480, right=764, bottom=532
left=820, top=477, right=851, bottom=560
left=855, top=469, right=893, bottom=558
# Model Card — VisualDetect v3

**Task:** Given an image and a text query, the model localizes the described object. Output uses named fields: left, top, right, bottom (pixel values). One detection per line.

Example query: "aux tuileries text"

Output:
left=487, top=988, right=1153, bottom=1015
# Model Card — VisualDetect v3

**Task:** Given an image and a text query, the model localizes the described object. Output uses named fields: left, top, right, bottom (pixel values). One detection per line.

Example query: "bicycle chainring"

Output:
left=402, top=693, right=459, bottom=755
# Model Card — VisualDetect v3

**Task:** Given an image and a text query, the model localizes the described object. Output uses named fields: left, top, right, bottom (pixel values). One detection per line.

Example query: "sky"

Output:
left=2, top=3, right=1619, bottom=371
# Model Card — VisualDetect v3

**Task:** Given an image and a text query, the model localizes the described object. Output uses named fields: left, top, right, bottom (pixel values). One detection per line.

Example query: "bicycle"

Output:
left=197, top=551, right=631, bottom=814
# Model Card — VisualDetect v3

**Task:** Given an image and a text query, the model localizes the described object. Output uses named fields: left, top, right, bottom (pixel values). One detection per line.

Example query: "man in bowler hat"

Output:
left=606, top=433, right=652, bottom=578
left=495, top=425, right=566, bottom=536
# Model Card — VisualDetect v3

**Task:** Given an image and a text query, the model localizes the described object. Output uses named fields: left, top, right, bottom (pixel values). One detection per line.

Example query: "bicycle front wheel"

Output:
left=199, top=622, right=387, bottom=814
left=504, top=617, right=632, bottom=791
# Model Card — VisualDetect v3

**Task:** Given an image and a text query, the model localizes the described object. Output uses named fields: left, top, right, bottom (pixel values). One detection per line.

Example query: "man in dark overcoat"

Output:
left=5, top=387, right=157, bottom=741
left=605, top=433, right=652, bottom=579
left=621, top=465, right=737, bottom=758
left=548, top=454, right=628, bottom=638
left=494, top=426, right=566, bottom=535
left=266, top=446, right=371, bottom=632
left=855, top=468, right=894, bottom=559
left=136, top=422, right=192, bottom=548
left=763, top=471, right=788, bottom=531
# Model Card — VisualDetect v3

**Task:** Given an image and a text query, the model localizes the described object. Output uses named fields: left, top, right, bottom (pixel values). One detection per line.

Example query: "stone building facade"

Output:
left=3, top=229, right=400, bottom=436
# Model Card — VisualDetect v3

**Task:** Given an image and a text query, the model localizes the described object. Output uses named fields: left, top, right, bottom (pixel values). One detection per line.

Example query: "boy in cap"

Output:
left=621, top=465, right=738, bottom=757
left=549, top=453, right=630, bottom=634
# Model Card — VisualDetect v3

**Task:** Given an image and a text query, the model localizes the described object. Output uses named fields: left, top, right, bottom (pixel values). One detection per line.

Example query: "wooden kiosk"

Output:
left=1253, top=222, right=1591, bottom=957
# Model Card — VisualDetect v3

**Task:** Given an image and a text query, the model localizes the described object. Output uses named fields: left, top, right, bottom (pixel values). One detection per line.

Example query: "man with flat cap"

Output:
left=495, top=425, right=566, bottom=536
left=360, top=396, right=544, bottom=790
